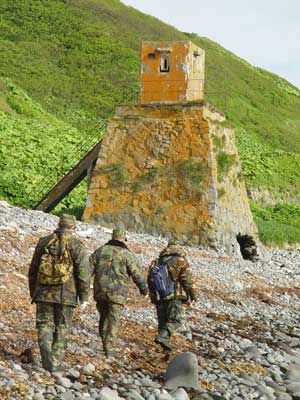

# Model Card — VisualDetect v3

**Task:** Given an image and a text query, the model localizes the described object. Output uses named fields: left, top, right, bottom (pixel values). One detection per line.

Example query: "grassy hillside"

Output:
left=0, top=0, right=299, bottom=245
left=0, top=78, right=98, bottom=213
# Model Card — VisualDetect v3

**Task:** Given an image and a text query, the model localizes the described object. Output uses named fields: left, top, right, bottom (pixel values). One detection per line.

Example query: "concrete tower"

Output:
left=140, top=41, right=205, bottom=104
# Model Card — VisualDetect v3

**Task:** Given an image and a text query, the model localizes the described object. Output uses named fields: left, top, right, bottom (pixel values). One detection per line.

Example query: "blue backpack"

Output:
left=148, top=256, right=177, bottom=301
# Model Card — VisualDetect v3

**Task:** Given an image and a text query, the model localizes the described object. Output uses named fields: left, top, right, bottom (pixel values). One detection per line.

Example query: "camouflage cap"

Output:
left=112, top=227, right=126, bottom=240
left=168, top=238, right=180, bottom=247
left=58, top=213, right=76, bottom=227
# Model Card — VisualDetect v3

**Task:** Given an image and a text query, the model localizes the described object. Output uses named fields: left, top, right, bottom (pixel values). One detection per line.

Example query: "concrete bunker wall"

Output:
left=83, top=102, right=257, bottom=253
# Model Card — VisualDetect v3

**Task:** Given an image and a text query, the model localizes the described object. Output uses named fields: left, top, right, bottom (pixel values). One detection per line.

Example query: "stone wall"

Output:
left=83, top=102, right=257, bottom=253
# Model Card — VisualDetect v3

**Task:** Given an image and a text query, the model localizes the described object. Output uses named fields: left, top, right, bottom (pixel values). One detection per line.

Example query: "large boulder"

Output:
left=164, top=352, right=199, bottom=390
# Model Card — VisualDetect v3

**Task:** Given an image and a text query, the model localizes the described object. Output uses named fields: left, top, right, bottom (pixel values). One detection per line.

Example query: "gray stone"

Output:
left=267, top=383, right=285, bottom=394
left=286, top=383, right=300, bottom=395
left=139, top=378, right=160, bottom=389
left=59, top=392, right=75, bottom=400
left=45, top=386, right=57, bottom=396
left=33, top=394, right=45, bottom=400
left=125, top=389, right=145, bottom=400
left=82, top=363, right=96, bottom=374
left=164, top=352, right=199, bottom=390
left=270, top=372, right=284, bottom=384
left=57, top=377, right=73, bottom=389
left=73, top=382, right=84, bottom=391
left=67, top=368, right=80, bottom=379
left=284, top=364, right=300, bottom=383
left=156, top=394, right=173, bottom=400
left=284, top=354, right=300, bottom=365
left=238, top=378, right=257, bottom=387
left=56, top=385, right=67, bottom=393
left=274, top=393, right=292, bottom=400
left=141, top=390, right=150, bottom=398
left=244, top=346, right=260, bottom=360
left=170, top=388, right=190, bottom=400
left=256, top=384, right=275, bottom=397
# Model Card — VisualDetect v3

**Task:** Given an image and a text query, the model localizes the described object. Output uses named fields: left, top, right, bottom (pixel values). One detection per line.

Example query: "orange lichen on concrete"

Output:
left=140, top=41, right=205, bottom=104
left=83, top=101, right=256, bottom=249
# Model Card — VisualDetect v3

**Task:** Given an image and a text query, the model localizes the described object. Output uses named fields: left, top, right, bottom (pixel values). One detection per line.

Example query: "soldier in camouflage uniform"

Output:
left=28, top=214, right=91, bottom=372
left=148, top=240, right=198, bottom=351
left=90, top=227, right=148, bottom=359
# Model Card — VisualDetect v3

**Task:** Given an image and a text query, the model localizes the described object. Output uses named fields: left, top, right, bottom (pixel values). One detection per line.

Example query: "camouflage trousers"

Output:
left=96, top=297, right=124, bottom=354
left=156, top=299, right=183, bottom=336
left=36, top=302, right=73, bottom=372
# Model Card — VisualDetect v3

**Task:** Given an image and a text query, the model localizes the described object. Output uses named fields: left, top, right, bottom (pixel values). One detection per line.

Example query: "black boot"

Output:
left=155, top=329, right=172, bottom=351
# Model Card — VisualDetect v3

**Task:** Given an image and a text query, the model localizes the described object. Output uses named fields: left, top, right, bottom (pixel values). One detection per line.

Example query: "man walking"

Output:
left=90, top=227, right=148, bottom=359
left=29, top=214, right=91, bottom=372
left=148, top=239, right=198, bottom=351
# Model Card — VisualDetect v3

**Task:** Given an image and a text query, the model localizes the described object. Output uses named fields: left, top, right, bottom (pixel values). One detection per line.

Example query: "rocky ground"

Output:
left=0, top=200, right=300, bottom=400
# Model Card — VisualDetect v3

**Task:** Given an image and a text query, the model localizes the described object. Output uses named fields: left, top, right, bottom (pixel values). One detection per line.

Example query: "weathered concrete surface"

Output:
left=83, top=102, right=257, bottom=254
left=140, top=41, right=205, bottom=103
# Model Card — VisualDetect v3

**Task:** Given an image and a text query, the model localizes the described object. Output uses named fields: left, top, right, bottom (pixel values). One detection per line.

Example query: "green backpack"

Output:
left=37, top=233, right=74, bottom=285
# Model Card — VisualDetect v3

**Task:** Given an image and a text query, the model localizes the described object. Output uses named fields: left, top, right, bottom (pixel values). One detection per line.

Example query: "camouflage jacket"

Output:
left=148, top=245, right=198, bottom=303
left=90, top=240, right=148, bottom=305
left=28, top=230, right=91, bottom=306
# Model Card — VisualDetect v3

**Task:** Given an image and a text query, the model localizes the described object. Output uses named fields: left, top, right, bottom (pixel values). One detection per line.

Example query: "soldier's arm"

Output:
left=89, top=250, right=98, bottom=271
left=28, top=239, right=44, bottom=298
left=177, top=258, right=198, bottom=301
left=126, top=252, right=148, bottom=295
left=147, top=261, right=158, bottom=303
left=70, top=239, right=92, bottom=302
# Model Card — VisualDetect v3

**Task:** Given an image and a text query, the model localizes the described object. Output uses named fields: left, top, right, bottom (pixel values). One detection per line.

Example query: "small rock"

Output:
left=45, top=386, right=57, bottom=396
left=156, top=393, right=173, bottom=400
left=57, top=377, right=73, bottom=389
left=60, top=391, right=75, bottom=400
left=139, top=378, right=160, bottom=389
left=274, top=393, right=292, bottom=400
left=67, top=368, right=80, bottom=379
left=73, top=381, right=84, bottom=391
left=99, top=387, right=124, bottom=400
left=82, top=363, right=96, bottom=375
left=33, top=394, right=45, bottom=400
left=170, top=388, right=190, bottom=400
left=126, top=388, right=145, bottom=400
left=286, top=382, right=300, bottom=395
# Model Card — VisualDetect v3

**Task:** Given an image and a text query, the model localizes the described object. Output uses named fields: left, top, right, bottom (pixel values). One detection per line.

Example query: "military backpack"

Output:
left=37, top=233, right=74, bottom=285
left=148, top=256, right=177, bottom=301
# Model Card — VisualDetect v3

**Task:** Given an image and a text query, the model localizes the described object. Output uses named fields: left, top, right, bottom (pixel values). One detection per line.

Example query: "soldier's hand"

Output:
left=80, top=301, right=89, bottom=310
left=144, top=294, right=150, bottom=302
left=185, top=299, right=197, bottom=307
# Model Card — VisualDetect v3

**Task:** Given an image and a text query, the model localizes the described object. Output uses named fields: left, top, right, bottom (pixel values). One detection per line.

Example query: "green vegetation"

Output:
left=0, top=0, right=299, bottom=244
left=175, top=159, right=209, bottom=197
left=131, top=168, right=163, bottom=192
left=97, top=162, right=128, bottom=187
left=0, top=78, right=94, bottom=210
left=98, top=158, right=208, bottom=197
left=251, top=202, right=300, bottom=246
left=130, top=159, right=208, bottom=197
left=217, top=188, right=226, bottom=198
left=217, top=152, right=236, bottom=181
